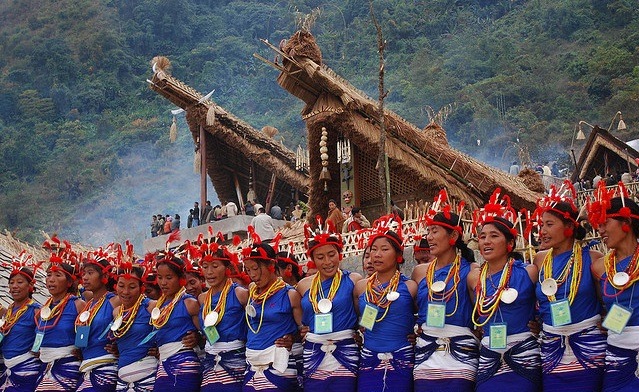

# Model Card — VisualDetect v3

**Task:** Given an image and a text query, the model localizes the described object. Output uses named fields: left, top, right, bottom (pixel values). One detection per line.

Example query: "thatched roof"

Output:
left=265, top=31, right=542, bottom=212
left=149, top=64, right=309, bottom=206
left=571, top=125, right=639, bottom=182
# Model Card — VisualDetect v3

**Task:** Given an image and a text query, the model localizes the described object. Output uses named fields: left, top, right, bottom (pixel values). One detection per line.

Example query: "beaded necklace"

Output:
left=425, top=254, right=460, bottom=316
left=75, top=293, right=108, bottom=330
left=472, top=259, right=514, bottom=327
left=365, top=270, right=401, bottom=322
left=308, top=269, right=342, bottom=313
left=245, top=278, right=286, bottom=334
left=0, top=299, right=34, bottom=335
left=540, top=242, right=583, bottom=304
left=150, top=287, right=186, bottom=329
left=111, top=294, right=145, bottom=338
left=38, top=294, right=73, bottom=330
left=202, top=278, right=233, bottom=326
left=603, top=244, right=639, bottom=296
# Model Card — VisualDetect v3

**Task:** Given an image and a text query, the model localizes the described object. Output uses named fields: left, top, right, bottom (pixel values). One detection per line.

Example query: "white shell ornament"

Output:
left=204, top=311, right=219, bottom=327
left=151, top=307, right=161, bottom=321
left=40, top=306, right=52, bottom=320
left=111, top=316, right=123, bottom=331
left=386, top=291, right=400, bottom=302
left=317, top=299, right=333, bottom=314
left=246, top=305, right=257, bottom=318
left=79, top=311, right=90, bottom=323
left=541, top=278, right=558, bottom=296
left=613, top=272, right=630, bottom=287
left=430, top=281, right=446, bottom=293
left=501, top=288, right=518, bottom=304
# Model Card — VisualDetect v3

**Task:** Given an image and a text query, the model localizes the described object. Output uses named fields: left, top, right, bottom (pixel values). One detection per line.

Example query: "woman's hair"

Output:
left=483, top=217, right=524, bottom=261
left=245, top=243, right=277, bottom=264
left=276, top=251, right=304, bottom=282
left=545, top=201, right=586, bottom=240
left=307, top=237, right=342, bottom=256
left=116, top=266, right=145, bottom=284
left=608, top=197, right=639, bottom=237
left=156, top=255, right=185, bottom=278
left=432, top=212, right=475, bottom=263
left=9, top=267, right=35, bottom=297
left=83, top=258, right=117, bottom=290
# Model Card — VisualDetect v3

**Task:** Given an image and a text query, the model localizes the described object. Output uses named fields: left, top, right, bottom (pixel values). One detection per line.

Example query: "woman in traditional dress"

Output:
left=242, top=229, right=303, bottom=392
left=361, top=246, right=374, bottom=278
left=296, top=220, right=362, bottom=391
left=151, top=234, right=202, bottom=391
left=34, top=237, right=86, bottom=391
left=588, top=182, right=639, bottom=391
left=0, top=252, right=43, bottom=391
left=76, top=248, right=120, bottom=392
left=354, top=214, right=416, bottom=392
left=110, top=244, right=158, bottom=392
left=534, top=181, right=605, bottom=391
left=276, top=249, right=305, bottom=288
left=411, top=191, right=479, bottom=391
left=469, top=190, right=541, bottom=391
left=198, top=241, right=248, bottom=392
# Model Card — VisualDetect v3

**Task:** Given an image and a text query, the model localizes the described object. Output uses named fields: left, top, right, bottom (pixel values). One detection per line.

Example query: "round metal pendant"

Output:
left=111, top=316, right=123, bottom=331
left=204, top=311, right=219, bottom=327
left=151, top=307, right=161, bottom=321
left=386, top=291, right=400, bottom=302
left=613, top=272, right=630, bottom=287
left=430, top=281, right=446, bottom=293
left=79, top=311, right=90, bottom=323
left=541, top=278, right=558, bottom=296
left=317, top=299, right=333, bottom=314
left=501, top=288, right=519, bottom=304
left=246, top=304, right=257, bottom=318
left=40, top=306, right=52, bottom=321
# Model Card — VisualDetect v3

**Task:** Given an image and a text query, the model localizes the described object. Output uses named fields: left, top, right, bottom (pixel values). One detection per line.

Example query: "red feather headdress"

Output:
left=472, top=188, right=520, bottom=238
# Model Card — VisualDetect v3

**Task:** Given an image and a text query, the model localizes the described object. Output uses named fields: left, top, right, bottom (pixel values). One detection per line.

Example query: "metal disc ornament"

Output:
left=111, top=316, right=123, bottom=331
left=40, top=306, right=52, bottom=320
left=79, top=311, right=90, bottom=323
left=386, top=291, right=400, bottom=302
left=541, top=278, right=558, bottom=296
left=151, top=307, right=161, bottom=321
left=613, top=272, right=630, bottom=287
left=431, top=281, right=446, bottom=293
left=204, top=311, right=219, bottom=327
left=501, top=288, right=518, bottom=304
left=246, top=305, right=257, bottom=318
left=317, top=299, right=333, bottom=314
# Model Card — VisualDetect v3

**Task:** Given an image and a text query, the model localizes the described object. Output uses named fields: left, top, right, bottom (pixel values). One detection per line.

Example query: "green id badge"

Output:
left=426, top=302, right=446, bottom=328
left=550, top=299, right=572, bottom=327
left=75, top=325, right=90, bottom=348
left=204, top=325, right=220, bottom=344
left=314, top=312, right=333, bottom=334
left=602, top=303, right=633, bottom=334
left=489, top=323, right=507, bottom=350
left=138, top=329, right=158, bottom=346
left=360, top=303, right=379, bottom=331
left=32, top=331, right=44, bottom=352
left=0, top=332, right=4, bottom=344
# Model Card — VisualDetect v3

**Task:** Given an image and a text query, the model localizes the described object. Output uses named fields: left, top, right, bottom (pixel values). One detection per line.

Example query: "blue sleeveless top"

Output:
left=358, top=274, right=415, bottom=352
left=601, top=254, right=639, bottom=327
left=117, top=297, right=155, bottom=368
left=301, top=270, right=358, bottom=332
left=246, top=285, right=298, bottom=351
left=537, top=248, right=601, bottom=325
left=155, top=293, right=198, bottom=346
left=37, top=295, right=78, bottom=348
left=416, top=260, right=473, bottom=328
left=199, top=283, right=247, bottom=342
left=81, top=292, right=116, bottom=360
left=477, top=261, right=536, bottom=335
left=2, top=301, right=40, bottom=359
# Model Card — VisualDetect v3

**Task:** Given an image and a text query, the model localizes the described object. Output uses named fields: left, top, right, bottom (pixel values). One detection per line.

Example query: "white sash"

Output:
left=543, top=314, right=600, bottom=336
left=158, top=341, right=186, bottom=362
left=118, top=356, right=158, bottom=383
left=204, top=339, right=244, bottom=356
left=245, top=345, right=290, bottom=374
left=79, top=353, right=117, bottom=373
left=39, top=345, right=75, bottom=364
left=608, top=325, right=639, bottom=351
left=3, top=352, right=35, bottom=369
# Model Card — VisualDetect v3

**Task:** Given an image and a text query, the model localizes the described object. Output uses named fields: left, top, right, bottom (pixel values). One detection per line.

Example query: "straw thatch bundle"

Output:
left=518, top=168, right=545, bottom=193
left=262, top=126, right=279, bottom=138
left=282, top=30, right=322, bottom=65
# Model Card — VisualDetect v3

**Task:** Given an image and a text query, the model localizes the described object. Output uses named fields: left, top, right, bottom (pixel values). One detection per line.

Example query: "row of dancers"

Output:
left=0, top=180, right=638, bottom=391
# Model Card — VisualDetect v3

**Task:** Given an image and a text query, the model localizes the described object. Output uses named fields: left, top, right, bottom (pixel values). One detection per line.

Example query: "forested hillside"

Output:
left=0, top=0, right=637, bottom=247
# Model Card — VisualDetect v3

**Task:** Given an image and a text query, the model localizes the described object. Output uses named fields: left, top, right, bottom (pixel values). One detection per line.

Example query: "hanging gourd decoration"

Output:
left=319, top=127, right=331, bottom=192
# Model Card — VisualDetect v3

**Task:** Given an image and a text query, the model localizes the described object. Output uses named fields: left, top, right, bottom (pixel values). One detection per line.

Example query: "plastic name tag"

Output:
left=0, top=332, right=4, bottom=344
left=314, top=312, right=333, bottom=334
left=489, top=323, right=507, bottom=350
left=32, top=331, right=45, bottom=352
left=550, top=299, right=572, bottom=327
left=426, top=302, right=446, bottom=328
left=204, top=325, right=220, bottom=345
left=603, top=303, right=633, bottom=334
left=138, top=329, right=158, bottom=346
left=360, top=303, right=379, bottom=331
left=75, top=325, right=91, bottom=348
left=98, top=322, right=113, bottom=340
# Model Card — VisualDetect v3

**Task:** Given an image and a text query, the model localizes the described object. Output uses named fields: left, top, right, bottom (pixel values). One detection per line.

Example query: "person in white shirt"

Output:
left=250, top=207, right=276, bottom=242
left=226, top=200, right=238, bottom=217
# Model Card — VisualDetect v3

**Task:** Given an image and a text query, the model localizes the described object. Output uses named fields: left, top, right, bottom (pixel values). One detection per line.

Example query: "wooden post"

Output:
left=200, top=125, right=207, bottom=210
left=265, top=173, right=277, bottom=213
left=233, top=172, right=245, bottom=212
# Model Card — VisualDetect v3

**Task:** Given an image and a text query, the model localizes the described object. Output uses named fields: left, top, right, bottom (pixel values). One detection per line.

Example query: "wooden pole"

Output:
left=233, top=172, right=245, bottom=212
left=200, top=125, right=207, bottom=211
